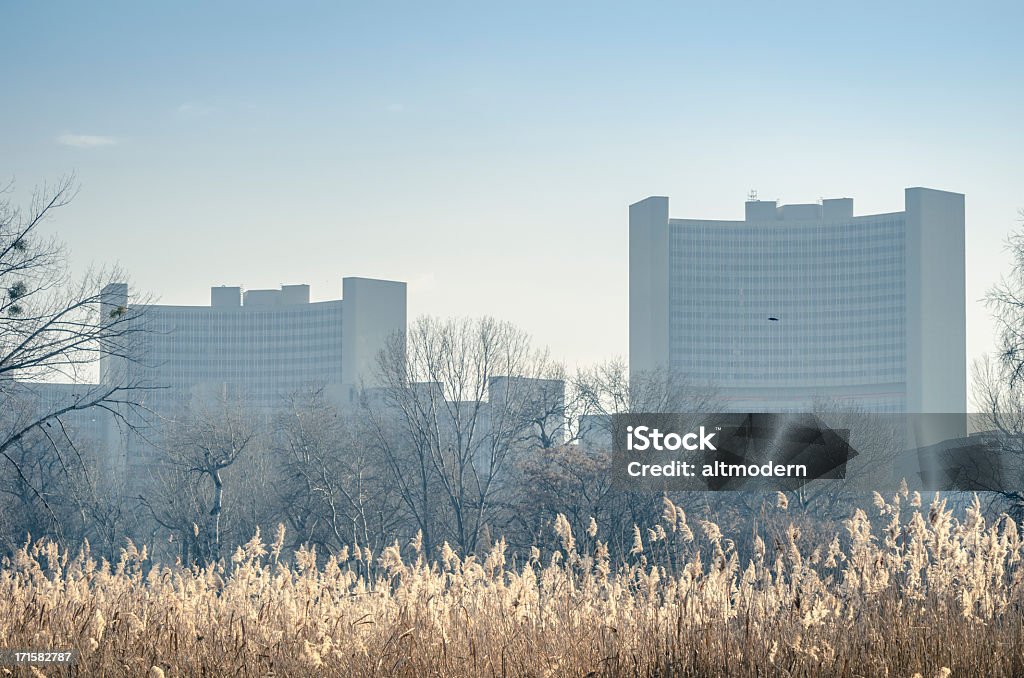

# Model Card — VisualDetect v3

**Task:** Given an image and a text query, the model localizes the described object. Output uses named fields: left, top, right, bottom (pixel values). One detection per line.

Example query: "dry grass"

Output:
left=2, top=492, right=1023, bottom=677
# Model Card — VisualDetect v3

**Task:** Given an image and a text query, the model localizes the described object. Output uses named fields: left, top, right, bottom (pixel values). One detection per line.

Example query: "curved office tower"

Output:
left=629, top=189, right=965, bottom=414
left=98, top=277, right=406, bottom=477
left=101, top=277, right=406, bottom=413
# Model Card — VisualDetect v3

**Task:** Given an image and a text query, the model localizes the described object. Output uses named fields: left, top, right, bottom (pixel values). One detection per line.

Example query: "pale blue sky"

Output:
left=2, top=1, right=1022, bottom=384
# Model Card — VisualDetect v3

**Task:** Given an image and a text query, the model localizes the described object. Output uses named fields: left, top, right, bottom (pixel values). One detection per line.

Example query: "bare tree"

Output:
left=0, top=410, right=137, bottom=558
left=510, top=362, right=586, bottom=449
left=970, top=356, right=1024, bottom=518
left=0, top=177, right=150, bottom=542
left=141, top=463, right=210, bottom=565
left=576, top=359, right=720, bottom=417
left=152, top=393, right=262, bottom=562
left=508, top=360, right=721, bottom=557
left=512, top=442, right=619, bottom=549
left=972, top=215, right=1024, bottom=517
left=269, top=386, right=400, bottom=554
left=986, top=212, right=1024, bottom=389
left=0, top=429, right=78, bottom=549
left=369, top=316, right=553, bottom=555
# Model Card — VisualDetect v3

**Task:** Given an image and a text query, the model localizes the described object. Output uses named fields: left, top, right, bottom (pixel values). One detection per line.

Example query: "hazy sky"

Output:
left=2, top=1, right=1022, bottom=393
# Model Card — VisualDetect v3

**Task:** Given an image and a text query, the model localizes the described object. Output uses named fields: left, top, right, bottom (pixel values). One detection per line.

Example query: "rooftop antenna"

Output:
left=748, top=189, right=758, bottom=201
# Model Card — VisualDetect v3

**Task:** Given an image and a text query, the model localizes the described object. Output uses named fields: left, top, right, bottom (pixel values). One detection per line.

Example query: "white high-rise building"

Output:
left=99, top=277, right=406, bottom=472
left=102, top=277, right=405, bottom=411
left=629, top=188, right=966, bottom=414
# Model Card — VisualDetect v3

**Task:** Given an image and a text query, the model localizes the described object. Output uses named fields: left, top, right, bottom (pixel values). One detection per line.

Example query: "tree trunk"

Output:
left=209, top=469, right=223, bottom=562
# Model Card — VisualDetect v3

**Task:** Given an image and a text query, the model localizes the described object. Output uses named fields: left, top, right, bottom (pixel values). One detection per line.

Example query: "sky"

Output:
left=1, top=1, right=1022, bottom=396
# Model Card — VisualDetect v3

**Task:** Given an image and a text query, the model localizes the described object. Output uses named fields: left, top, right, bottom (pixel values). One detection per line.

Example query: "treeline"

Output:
left=1, top=331, right=729, bottom=565
left=1, top=331, right=921, bottom=568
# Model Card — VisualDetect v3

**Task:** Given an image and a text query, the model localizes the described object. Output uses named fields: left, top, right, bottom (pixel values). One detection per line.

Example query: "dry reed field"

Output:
left=2, top=491, right=1023, bottom=677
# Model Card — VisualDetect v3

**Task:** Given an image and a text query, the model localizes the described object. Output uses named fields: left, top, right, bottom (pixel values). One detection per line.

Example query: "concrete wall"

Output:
left=210, top=286, right=241, bottom=308
left=99, top=282, right=128, bottom=385
left=628, top=196, right=670, bottom=380
left=904, top=187, right=966, bottom=414
left=341, top=277, right=407, bottom=389
left=904, top=187, right=966, bottom=444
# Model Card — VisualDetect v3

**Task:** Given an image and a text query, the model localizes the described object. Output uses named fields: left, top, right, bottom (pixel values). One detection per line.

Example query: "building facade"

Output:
left=98, top=276, right=406, bottom=472
left=629, top=188, right=966, bottom=414
left=102, top=277, right=405, bottom=409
